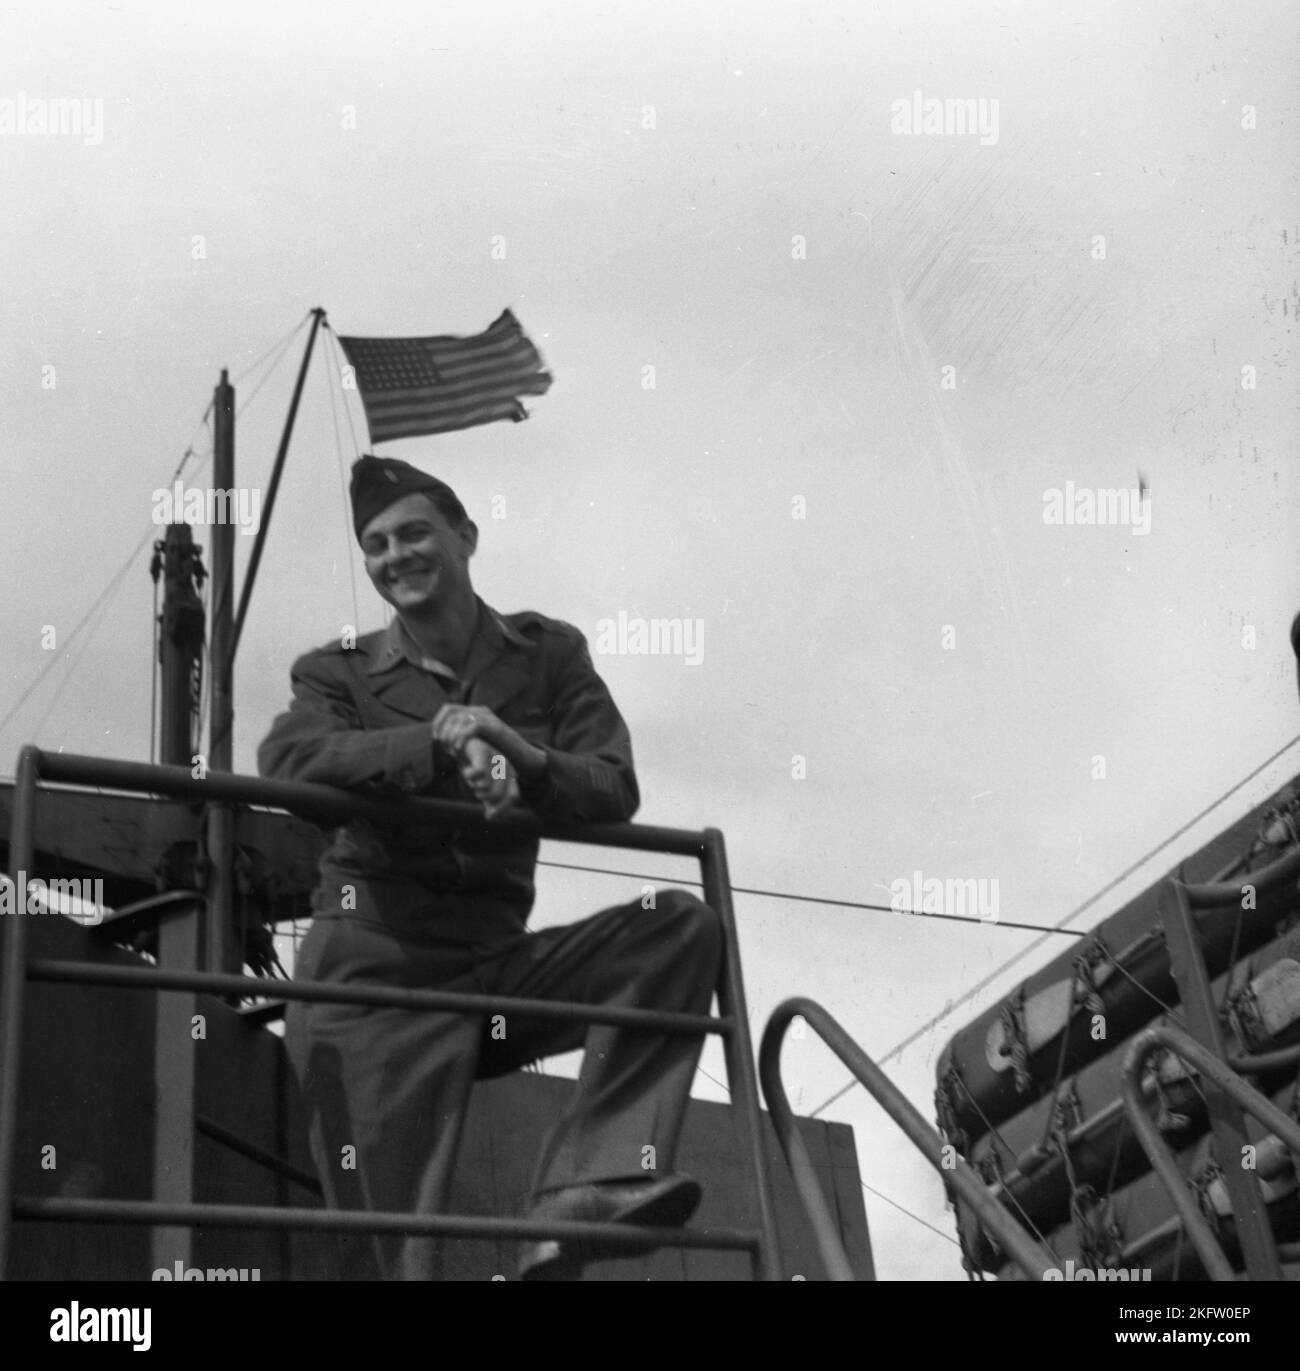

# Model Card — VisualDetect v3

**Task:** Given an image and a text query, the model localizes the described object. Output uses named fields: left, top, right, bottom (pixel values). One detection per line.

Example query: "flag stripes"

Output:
left=338, top=310, right=552, bottom=443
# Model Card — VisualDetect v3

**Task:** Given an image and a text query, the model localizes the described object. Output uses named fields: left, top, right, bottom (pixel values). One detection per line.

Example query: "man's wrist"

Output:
left=512, top=740, right=548, bottom=783
left=427, top=714, right=546, bottom=782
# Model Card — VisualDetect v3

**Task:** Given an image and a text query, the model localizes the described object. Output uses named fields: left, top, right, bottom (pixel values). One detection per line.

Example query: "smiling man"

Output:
left=258, top=454, right=720, bottom=1281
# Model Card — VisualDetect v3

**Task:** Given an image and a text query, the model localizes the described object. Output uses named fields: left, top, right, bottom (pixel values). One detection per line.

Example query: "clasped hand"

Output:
left=432, top=706, right=519, bottom=820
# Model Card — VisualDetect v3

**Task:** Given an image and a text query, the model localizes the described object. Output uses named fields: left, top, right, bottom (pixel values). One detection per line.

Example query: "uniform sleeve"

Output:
left=256, top=651, right=437, bottom=794
left=522, top=632, right=640, bottom=823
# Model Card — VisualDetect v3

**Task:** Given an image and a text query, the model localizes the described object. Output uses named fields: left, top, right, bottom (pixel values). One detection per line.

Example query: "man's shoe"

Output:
left=517, top=1174, right=703, bottom=1282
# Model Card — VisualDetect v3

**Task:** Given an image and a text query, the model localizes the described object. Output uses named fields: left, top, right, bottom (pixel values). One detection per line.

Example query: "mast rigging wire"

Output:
left=232, top=312, right=311, bottom=388
left=0, top=314, right=309, bottom=748
left=0, top=523, right=159, bottom=740
left=322, top=322, right=363, bottom=456
left=323, top=328, right=362, bottom=631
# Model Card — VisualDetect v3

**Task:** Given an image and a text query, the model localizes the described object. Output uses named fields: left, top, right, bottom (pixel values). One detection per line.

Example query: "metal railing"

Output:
left=1150, top=858, right=1300, bottom=1282
left=1121, top=1024, right=1300, bottom=1282
left=0, top=746, right=782, bottom=1280
left=759, top=996, right=1056, bottom=1282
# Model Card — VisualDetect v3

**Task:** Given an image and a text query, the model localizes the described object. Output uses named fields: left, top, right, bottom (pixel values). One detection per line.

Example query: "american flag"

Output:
left=337, top=310, right=553, bottom=443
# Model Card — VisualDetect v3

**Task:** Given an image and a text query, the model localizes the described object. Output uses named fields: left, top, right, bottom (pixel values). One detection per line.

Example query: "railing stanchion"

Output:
left=0, top=747, right=39, bottom=1281
left=1159, top=877, right=1282, bottom=1279
left=1122, top=1023, right=1300, bottom=1282
left=702, top=827, right=782, bottom=1281
left=151, top=896, right=205, bottom=1275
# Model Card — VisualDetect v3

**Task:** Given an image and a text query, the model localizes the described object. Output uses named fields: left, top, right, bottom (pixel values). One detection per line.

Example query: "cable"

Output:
left=943, top=1072, right=1064, bottom=1263
left=28, top=542, right=154, bottom=736
left=859, top=1179, right=962, bottom=1249
left=1, top=309, right=304, bottom=753
left=164, top=407, right=214, bottom=487
left=1216, top=907, right=1246, bottom=1018
left=323, top=324, right=363, bottom=455
left=236, top=318, right=310, bottom=419
left=28, top=589, right=118, bottom=739
left=0, top=522, right=159, bottom=740
left=535, top=858, right=1087, bottom=938
left=149, top=558, right=161, bottom=766
left=1032, top=971, right=1086, bottom=1161
left=1092, top=943, right=1186, bottom=1030
left=0, top=415, right=216, bottom=744
left=808, top=729, right=1300, bottom=1119
left=690, top=1068, right=967, bottom=1258
left=324, top=329, right=362, bottom=631
left=231, top=313, right=311, bottom=387
left=693, top=1063, right=731, bottom=1097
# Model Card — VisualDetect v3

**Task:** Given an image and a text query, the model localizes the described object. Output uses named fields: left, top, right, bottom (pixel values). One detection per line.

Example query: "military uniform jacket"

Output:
left=257, top=599, right=640, bottom=945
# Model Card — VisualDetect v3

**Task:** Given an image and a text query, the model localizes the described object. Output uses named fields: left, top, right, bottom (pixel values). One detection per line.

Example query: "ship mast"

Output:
left=154, top=525, right=205, bottom=771
left=204, top=312, right=324, bottom=974
left=206, top=369, right=236, bottom=974
left=146, top=322, right=322, bottom=1267
left=151, top=432, right=217, bottom=1272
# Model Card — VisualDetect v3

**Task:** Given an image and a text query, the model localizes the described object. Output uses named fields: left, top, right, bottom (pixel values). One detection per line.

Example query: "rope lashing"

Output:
left=1073, top=937, right=1111, bottom=1018
left=1000, top=986, right=1032, bottom=1094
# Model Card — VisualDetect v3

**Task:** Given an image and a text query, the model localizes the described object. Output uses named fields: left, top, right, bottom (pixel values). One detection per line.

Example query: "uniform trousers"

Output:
left=285, top=887, right=722, bottom=1280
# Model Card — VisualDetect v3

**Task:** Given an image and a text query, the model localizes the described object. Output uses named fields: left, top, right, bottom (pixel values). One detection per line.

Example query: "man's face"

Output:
left=360, top=492, right=477, bottom=615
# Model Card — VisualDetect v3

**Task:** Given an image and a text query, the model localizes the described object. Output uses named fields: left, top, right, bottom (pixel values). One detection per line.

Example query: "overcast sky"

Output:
left=2, top=0, right=1298, bottom=1279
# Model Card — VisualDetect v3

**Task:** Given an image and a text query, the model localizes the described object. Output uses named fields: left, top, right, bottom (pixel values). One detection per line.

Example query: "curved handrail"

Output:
left=759, top=997, right=1056, bottom=1281
left=1121, top=1023, right=1300, bottom=1282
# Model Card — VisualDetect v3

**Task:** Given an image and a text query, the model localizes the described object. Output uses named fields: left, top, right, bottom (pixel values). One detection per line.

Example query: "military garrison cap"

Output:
left=349, top=455, right=469, bottom=542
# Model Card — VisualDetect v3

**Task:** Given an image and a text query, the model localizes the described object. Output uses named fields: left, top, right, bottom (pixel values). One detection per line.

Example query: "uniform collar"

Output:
left=366, top=597, right=531, bottom=677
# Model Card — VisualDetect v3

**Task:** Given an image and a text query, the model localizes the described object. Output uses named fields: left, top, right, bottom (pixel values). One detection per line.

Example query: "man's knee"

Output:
left=653, top=888, right=723, bottom=957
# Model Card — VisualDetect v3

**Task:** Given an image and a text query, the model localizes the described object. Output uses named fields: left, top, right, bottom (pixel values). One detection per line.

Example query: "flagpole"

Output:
left=230, top=306, right=326, bottom=660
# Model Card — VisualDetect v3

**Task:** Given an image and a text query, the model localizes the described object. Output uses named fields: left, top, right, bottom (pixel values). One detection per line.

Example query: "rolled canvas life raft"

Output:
left=936, top=778, right=1300, bottom=1279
